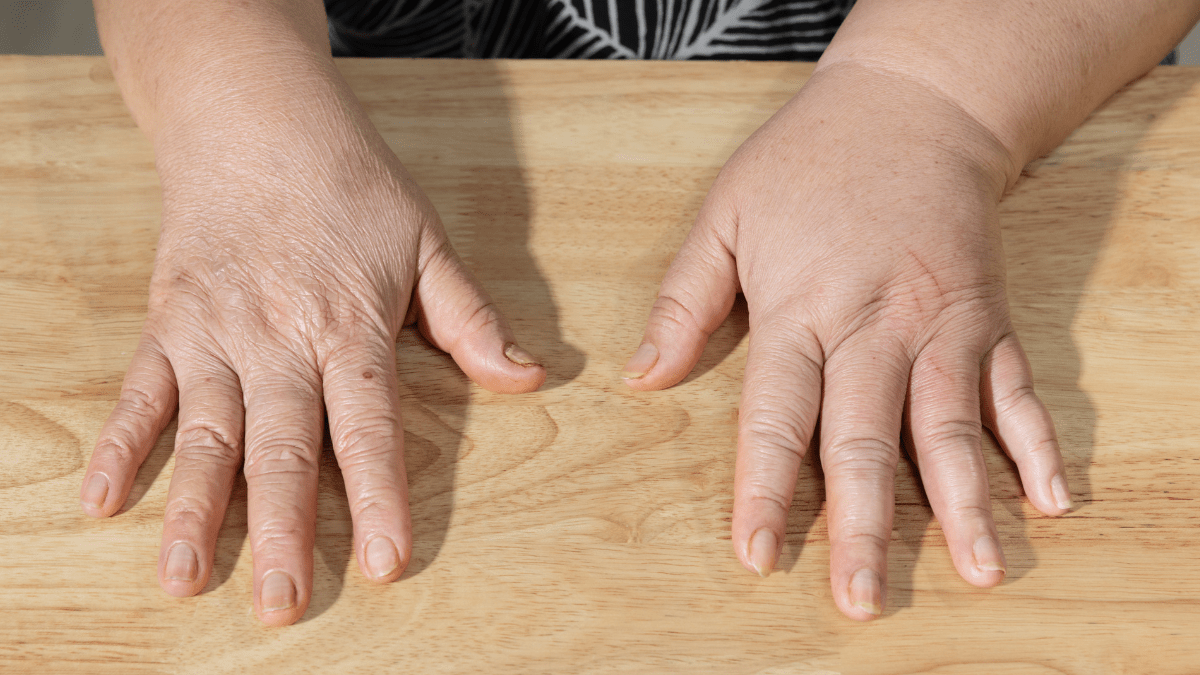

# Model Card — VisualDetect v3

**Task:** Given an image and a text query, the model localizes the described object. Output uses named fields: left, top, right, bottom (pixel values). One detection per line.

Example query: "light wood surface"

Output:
left=2, top=56, right=1200, bottom=674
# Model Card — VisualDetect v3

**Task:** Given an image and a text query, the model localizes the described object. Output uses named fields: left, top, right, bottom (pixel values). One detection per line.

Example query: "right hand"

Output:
left=79, top=104, right=546, bottom=626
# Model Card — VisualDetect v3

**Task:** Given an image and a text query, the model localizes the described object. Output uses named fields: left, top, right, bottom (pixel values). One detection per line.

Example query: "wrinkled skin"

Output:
left=79, top=114, right=545, bottom=626
left=78, top=58, right=1071, bottom=627
left=624, top=64, right=1070, bottom=620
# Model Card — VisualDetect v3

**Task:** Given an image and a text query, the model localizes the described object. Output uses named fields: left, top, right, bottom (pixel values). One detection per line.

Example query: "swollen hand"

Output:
left=624, top=64, right=1070, bottom=620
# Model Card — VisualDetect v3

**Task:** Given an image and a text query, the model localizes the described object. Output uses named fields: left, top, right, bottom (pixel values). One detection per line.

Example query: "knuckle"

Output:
left=348, top=487, right=403, bottom=522
left=119, top=383, right=172, bottom=419
left=752, top=318, right=824, bottom=369
left=836, top=528, right=891, bottom=554
left=175, top=424, right=242, bottom=460
left=920, top=418, right=983, bottom=455
left=995, top=383, right=1039, bottom=417
left=742, top=481, right=795, bottom=515
left=740, top=409, right=811, bottom=461
left=1022, top=434, right=1061, bottom=462
left=243, top=442, right=320, bottom=479
left=163, top=496, right=213, bottom=530
left=334, top=421, right=400, bottom=465
left=320, top=308, right=392, bottom=354
left=649, top=293, right=705, bottom=337
left=253, top=519, right=310, bottom=549
left=945, top=502, right=993, bottom=523
left=874, top=309, right=922, bottom=340
left=94, top=435, right=139, bottom=466
left=460, top=300, right=502, bottom=338
left=822, top=437, right=901, bottom=474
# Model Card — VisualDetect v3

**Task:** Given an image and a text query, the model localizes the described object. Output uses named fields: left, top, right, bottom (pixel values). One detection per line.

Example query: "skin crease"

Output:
left=80, top=0, right=1200, bottom=625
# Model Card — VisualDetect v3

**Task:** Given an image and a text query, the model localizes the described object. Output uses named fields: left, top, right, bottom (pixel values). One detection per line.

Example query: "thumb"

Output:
left=623, top=199, right=739, bottom=390
left=411, top=236, right=546, bottom=394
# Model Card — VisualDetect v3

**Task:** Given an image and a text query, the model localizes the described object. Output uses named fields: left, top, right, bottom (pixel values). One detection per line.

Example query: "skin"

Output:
left=623, top=0, right=1200, bottom=619
left=80, top=0, right=545, bottom=626
left=80, top=0, right=1200, bottom=625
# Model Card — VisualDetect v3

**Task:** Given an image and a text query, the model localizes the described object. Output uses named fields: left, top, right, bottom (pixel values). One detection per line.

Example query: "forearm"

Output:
left=817, top=0, right=1200, bottom=184
left=95, top=0, right=367, bottom=152
left=95, top=0, right=406, bottom=221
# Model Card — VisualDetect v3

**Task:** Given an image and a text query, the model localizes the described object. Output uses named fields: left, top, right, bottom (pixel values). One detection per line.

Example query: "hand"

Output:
left=623, top=63, right=1071, bottom=620
left=79, top=112, right=545, bottom=626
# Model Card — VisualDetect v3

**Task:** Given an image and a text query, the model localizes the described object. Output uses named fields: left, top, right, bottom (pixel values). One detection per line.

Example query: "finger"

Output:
left=158, top=359, right=244, bottom=598
left=242, top=364, right=324, bottom=627
left=81, top=336, right=178, bottom=518
left=908, top=340, right=1005, bottom=588
left=982, top=333, right=1070, bottom=515
left=413, top=237, right=545, bottom=394
left=323, top=334, right=411, bottom=584
left=820, top=333, right=911, bottom=621
left=622, top=200, right=739, bottom=390
left=732, top=316, right=824, bottom=579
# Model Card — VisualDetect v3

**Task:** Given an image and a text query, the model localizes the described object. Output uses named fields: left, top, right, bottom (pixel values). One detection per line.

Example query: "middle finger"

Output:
left=820, top=331, right=911, bottom=620
left=242, top=361, right=324, bottom=627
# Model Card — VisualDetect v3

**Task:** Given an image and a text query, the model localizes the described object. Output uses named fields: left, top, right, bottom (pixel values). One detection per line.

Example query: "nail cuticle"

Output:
left=1051, top=473, right=1072, bottom=511
left=621, top=342, right=659, bottom=380
left=747, top=528, right=778, bottom=577
left=261, top=570, right=297, bottom=612
left=503, top=342, right=542, bottom=367
left=972, top=535, right=1007, bottom=574
left=81, top=473, right=109, bottom=510
left=848, top=568, right=883, bottom=616
left=164, top=542, right=199, bottom=582
left=365, top=536, right=400, bottom=579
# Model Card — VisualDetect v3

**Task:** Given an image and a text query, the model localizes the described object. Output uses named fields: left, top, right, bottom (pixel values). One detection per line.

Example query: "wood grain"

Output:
left=2, top=56, right=1200, bottom=674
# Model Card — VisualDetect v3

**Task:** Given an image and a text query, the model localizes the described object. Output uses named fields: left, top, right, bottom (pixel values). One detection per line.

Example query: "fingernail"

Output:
left=973, top=535, right=1007, bottom=574
left=1051, top=473, right=1072, bottom=511
left=81, top=473, right=109, bottom=510
left=849, top=568, right=883, bottom=616
left=621, top=343, right=659, bottom=380
left=747, top=528, right=778, bottom=577
left=503, top=342, right=542, bottom=367
left=365, top=536, right=400, bottom=579
left=164, top=543, right=198, bottom=582
left=261, top=570, right=297, bottom=612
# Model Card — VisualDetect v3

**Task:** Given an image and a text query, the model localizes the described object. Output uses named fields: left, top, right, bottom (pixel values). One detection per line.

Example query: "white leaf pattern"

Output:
left=326, top=0, right=854, bottom=60
left=546, top=1, right=639, bottom=58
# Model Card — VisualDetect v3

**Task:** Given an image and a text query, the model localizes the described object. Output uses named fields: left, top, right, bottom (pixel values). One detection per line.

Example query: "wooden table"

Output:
left=2, top=56, right=1199, bottom=674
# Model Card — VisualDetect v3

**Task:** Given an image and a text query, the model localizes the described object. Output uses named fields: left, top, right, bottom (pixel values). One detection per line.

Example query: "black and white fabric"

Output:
left=326, top=0, right=855, bottom=60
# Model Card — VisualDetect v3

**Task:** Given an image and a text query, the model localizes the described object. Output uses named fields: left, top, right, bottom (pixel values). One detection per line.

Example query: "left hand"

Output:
left=623, top=63, right=1071, bottom=620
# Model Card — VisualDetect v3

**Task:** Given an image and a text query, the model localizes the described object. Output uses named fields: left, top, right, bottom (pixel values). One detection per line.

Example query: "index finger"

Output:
left=241, top=363, right=324, bottom=626
left=732, top=314, right=824, bottom=578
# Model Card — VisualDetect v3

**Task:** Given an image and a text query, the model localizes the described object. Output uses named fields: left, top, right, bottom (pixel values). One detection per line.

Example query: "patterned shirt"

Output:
left=326, top=0, right=855, bottom=60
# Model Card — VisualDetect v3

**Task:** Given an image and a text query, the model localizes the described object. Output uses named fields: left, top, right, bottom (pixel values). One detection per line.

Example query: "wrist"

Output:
left=151, top=70, right=394, bottom=194
left=797, top=61, right=1019, bottom=197
left=98, top=0, right=341, bottom=143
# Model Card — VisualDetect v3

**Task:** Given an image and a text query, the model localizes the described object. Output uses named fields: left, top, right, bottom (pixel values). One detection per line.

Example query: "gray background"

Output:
left=2, top=0, right=1199, bottom=63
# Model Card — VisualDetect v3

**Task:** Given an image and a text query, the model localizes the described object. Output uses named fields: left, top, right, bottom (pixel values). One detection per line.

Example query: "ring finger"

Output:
left=908, top=338, right=1006, bottom=587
